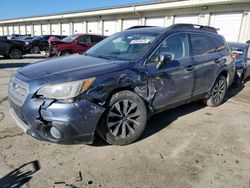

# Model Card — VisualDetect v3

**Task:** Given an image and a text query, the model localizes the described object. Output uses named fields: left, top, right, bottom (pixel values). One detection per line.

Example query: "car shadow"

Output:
left=0, top=63, right=30, bottom=69
left=224, top=83, right=245, bottom=102
left=92, top=101, right=205, bottom=147
left=0, top=160, right=40, bottom=188
left=22, top=55, right=46, bottom=59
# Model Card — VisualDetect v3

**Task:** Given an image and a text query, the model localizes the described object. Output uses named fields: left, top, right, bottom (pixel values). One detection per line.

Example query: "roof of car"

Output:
left=125, top=24, right=220, bottom=36
left=228, top=42, right=249, bottom=48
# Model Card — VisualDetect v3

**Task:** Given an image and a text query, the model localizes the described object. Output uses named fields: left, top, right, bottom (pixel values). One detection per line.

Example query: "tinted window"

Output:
left=78, top=36, right=90, bottom=43
left=149, top=33, right=189, bottom=64
left=190, top=34, right=216, bottom=56
left=91, top=35, right=103, bottom=43
left=211, top=36, right=227, bottom=52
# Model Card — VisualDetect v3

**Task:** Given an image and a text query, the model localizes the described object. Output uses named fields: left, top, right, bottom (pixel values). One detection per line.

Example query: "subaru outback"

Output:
left=8, top=24, right=235, bottom=145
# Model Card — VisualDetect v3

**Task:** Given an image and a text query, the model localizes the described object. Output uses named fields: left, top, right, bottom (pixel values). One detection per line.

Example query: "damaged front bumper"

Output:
left=9, top=95, right=105, bottom=144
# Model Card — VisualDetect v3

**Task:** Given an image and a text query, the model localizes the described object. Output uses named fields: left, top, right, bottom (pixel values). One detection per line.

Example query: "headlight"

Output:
left=25, top=42, right=29, bottom=45
left=37, top=78, right=96, bottom=100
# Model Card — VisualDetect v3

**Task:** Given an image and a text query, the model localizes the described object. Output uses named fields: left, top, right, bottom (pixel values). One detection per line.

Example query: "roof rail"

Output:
left=126, top=26, right=156, bottom=30
left=169, top=24, right=218, bottom=34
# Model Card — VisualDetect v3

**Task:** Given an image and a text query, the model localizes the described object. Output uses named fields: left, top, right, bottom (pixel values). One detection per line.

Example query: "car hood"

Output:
left=17, top=54, right=128, bottom=83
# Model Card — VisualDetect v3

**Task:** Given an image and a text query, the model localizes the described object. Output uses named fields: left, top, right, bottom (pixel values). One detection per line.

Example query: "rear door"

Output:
left=74, top=35, right=91, bottom=53
left=146, top=33, right=194, bottom=109
left=189, top=34, right=222, bottom=95
left=40, top=36, right=50, bottom=51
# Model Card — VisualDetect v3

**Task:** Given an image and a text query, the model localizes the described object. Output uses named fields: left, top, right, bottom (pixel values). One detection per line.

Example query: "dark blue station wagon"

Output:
left=8, top=24, right=235, bottom=145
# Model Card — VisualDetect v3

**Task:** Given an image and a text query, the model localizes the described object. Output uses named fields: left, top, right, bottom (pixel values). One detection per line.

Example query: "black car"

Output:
left=228, top=42, right=250, bottom=84
left=25, top=35, right=66, bottom=54
left=0, top=38, right=25, bottom=59
left=8, top=24, right=235, bottom=145
left=7, top=34, right=31, bottom=40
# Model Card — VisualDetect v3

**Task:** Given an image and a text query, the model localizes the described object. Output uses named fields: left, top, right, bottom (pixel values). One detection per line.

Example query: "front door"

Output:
left=146, top=33, right=194, bottom=110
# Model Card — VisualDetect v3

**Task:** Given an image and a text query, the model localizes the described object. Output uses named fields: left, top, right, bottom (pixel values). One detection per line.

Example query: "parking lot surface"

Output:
left=0, top=55, right=250, bottom=188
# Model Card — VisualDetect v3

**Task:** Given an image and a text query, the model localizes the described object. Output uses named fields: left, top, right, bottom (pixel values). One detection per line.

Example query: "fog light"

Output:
left=50, top=127, right=62, bottom=139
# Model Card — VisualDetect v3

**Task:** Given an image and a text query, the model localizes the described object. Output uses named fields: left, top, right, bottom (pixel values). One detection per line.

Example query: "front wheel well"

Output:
left=8, top=46, right=22, bottom=54
left=103, top=87, right=134, bottom=107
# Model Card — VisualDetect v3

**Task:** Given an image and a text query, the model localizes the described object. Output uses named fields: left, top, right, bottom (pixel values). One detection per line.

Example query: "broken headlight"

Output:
left=37, top=78, right=96, bottom=100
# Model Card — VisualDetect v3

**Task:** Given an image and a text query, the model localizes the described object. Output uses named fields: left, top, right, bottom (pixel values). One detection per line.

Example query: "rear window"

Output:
left=190, top=34, right=216, bottom=56
left=210, top=36, right=227, bottom=52
left=91, top=35, right=103, bottom=43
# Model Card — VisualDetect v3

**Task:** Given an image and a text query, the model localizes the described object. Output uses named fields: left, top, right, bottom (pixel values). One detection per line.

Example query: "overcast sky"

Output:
left=0, top=0, right=155, bottom=20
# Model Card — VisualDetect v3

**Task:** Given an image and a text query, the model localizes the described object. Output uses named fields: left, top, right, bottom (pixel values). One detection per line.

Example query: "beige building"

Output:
left=0, top=0, right=250, bottom=42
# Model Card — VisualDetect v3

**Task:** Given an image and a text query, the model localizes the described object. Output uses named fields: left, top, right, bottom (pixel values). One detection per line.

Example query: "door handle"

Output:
left=215, top=58, right=226, bottom=64
left=186, top=65, right=195, bottom=71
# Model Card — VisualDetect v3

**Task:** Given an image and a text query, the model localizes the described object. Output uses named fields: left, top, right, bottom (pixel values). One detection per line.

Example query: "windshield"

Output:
left=62, top=35, right=79, bottom=43
left=229, top=44, right=247, bottom=60
left=86, top=32, right=158, bottom=61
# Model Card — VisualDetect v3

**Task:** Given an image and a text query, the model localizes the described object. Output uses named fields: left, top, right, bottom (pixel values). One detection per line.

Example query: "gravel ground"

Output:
left=0, top=55, right=250, bottom=188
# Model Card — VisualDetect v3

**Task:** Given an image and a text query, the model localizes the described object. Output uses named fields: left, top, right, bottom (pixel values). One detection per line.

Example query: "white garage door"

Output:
left=4, top=26, right=8, bottom=35
left=73, top=23, right=83, bottom=34
left=87, top=21, right=99, bottom=34
left=146, top=17, right=165, bottom=27
left=14, top=26, right=19, bottom=34
left=210, top=13, right=242, bottom=42
left=8, top=26, right=14, bottom=35
left=0, top=27, right=3, bottom=36
left=26, top=25, right=32, bottom=35
left=103, top=20, right=117, bottom=36
left=62, top=23, right=70, bottom=35
left=122, top=19, right=139, bottom=30
left=20, top=25, right=26, bottom=35
left=174, top=15, right=199, bottom=24
left=34, top=25, right=41, bottom=36
left=51, top=24, right=60, bottom=35
left=42, top=24, right=50, bottom=35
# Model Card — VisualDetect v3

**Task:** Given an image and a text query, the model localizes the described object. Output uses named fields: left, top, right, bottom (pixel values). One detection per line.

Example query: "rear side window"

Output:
left=190, top=34, right=216, bottom=56
left=91, top=35, right=103, bottom=43
left=78, top=36, right=90, bottom=43
left=211, top=36, right=227, bottom=52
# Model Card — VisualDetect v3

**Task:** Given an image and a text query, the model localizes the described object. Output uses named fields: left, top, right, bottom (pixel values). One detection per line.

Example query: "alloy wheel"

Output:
left=107, top=99, right=141, bottom=139
left=212, top=78, right=226, bottom=105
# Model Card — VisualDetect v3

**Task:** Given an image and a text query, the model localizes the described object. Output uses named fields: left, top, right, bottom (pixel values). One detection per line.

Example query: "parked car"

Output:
left=15, top=36, right=34, bottom=41
left=0, top=38, right=26, bottom=59
left=49, top=34, right=106, bottom=57
left=25, top=35, right=66, bottom=54
left=0, top=36, right=8, bottom=40
left=8, top=24, right=235, bottom=145
left=228, top=42, right=250, bottom=84
left=7, top=34, right=31, bottom=40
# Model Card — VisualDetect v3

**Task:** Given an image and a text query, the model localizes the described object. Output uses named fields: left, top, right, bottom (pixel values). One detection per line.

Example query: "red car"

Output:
left=49, top=34, right=106, bottom=57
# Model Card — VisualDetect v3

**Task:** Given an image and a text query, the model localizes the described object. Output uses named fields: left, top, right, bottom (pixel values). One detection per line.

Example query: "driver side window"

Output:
left=149, top=33, right=189, bottom=64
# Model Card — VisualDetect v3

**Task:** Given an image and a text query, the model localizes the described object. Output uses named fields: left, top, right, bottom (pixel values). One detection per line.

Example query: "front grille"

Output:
left=8, top=76, right=29, bottom=107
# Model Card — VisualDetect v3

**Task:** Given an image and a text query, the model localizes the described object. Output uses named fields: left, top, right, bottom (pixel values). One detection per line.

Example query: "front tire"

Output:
left=97, top=90, right=147, bottom=145
left=9, top=48, right=22, bottom=59
left=203, top=75, right=227, bottom=107
left=60, top=51, right=72, bottom=56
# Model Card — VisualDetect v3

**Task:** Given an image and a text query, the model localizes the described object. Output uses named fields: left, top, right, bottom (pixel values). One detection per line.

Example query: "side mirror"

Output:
left=156, top=52, right=174, bottom=69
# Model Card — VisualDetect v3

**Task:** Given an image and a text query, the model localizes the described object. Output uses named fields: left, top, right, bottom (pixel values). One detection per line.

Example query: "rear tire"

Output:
left=203, top=75, right=227, bottom=107
left=9, top=48, right=22, bottom=59
left=97, top=90, right=147, bottom=145
left=31, top=46, right=40, bottom=54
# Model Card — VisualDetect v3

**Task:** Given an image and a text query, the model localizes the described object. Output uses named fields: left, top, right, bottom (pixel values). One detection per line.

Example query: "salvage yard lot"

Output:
left=0, top=55, right=250, bottom=188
